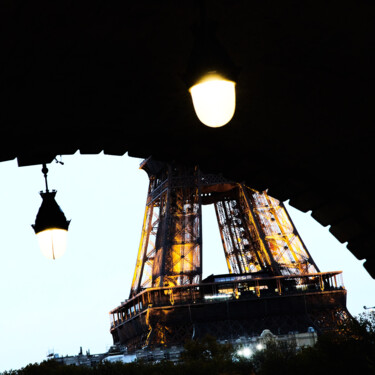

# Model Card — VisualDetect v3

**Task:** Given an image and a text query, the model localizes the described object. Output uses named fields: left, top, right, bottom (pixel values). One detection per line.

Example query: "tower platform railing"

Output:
left=110, top=271, right=344, bottom=330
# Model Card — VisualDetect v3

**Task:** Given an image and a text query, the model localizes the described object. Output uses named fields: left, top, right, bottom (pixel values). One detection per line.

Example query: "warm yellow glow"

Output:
left=36, top=228, right=67, bottom=260
left=189, top=74, right=236, bottom=127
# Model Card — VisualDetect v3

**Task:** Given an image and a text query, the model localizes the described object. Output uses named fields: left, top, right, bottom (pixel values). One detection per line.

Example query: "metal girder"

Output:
left=131, top=159, right=320, bottom=297
left=114, top=158, right=348, bottom=349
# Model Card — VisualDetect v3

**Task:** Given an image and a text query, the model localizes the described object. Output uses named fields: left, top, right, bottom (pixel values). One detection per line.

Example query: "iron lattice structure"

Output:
left=110, top=158, right=348, bottom=349
left=130, top=159, right=203, bottom=294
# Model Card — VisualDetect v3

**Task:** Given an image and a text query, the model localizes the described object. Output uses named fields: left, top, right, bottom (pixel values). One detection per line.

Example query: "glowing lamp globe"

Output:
left=189, top=73, right=236, bottom=127
left=185, top=20, right=239, bottom=128
left=36, top=228, right=68, bottom=260
left=32, top=191, right=70, bottom=260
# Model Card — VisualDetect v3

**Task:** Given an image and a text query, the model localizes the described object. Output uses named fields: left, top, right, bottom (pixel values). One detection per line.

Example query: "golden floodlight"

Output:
left=185, top=10, right=238, bottom=128
left=189, top=72, right=236, bottom=127
left=32, top=164, right=70, bottom=260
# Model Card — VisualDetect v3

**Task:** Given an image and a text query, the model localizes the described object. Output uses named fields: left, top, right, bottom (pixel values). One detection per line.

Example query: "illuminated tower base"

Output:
left=110, top=158, right=349, bottom=349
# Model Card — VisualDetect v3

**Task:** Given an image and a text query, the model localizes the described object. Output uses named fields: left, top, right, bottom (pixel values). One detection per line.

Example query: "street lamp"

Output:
left=185, top=6, right=238, bottom=128
left=32, top=164, right=70, bottom=260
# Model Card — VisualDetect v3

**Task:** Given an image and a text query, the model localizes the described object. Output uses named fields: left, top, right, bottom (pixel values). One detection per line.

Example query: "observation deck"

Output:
left=110, top=271, right=347, bottom=350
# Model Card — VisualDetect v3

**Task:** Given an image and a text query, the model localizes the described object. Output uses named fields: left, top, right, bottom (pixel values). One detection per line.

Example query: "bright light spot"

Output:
left=37, top=228, right=67, bottom=260
left=189, top=74, right=236, bottom=127
left=204, top=293, right=232, bottom=300
left=238, top=347, right=252, bottom=358
left=256, top=343, right=264, bottom=350
left=242, top=347, right=252, bottom=358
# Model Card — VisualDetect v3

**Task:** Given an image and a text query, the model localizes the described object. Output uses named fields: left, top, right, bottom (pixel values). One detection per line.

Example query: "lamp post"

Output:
left=32, top=164, right=70, bottom=260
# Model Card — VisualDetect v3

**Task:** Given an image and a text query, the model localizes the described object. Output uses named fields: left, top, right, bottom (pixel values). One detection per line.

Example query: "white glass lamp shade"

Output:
left=189, top=74, right=236, bottom=127
left=37, top=228, right=68, bottom=260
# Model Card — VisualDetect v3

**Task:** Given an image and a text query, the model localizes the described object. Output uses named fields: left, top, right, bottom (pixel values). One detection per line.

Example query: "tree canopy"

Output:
left=2, top=313, right=375, bottom=375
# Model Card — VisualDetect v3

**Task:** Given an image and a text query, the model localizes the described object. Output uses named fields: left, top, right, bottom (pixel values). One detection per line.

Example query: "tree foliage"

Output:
left=251, top=312, right=375, bottom=375
left=181, top=334, right=234, bottom=362
left=2, top=313, right=375, bottom=375
left=250, top=338, right=297, bottom=374
left=291, top=312, right=375, bottom=374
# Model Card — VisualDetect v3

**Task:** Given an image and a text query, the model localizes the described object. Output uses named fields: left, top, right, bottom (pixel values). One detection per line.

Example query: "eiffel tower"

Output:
left=110, top=158, right=349, bottom=350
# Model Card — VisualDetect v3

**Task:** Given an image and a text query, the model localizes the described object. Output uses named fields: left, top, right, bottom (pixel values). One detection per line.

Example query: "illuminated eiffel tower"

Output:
left=110, top=158, right=348, bottom=350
